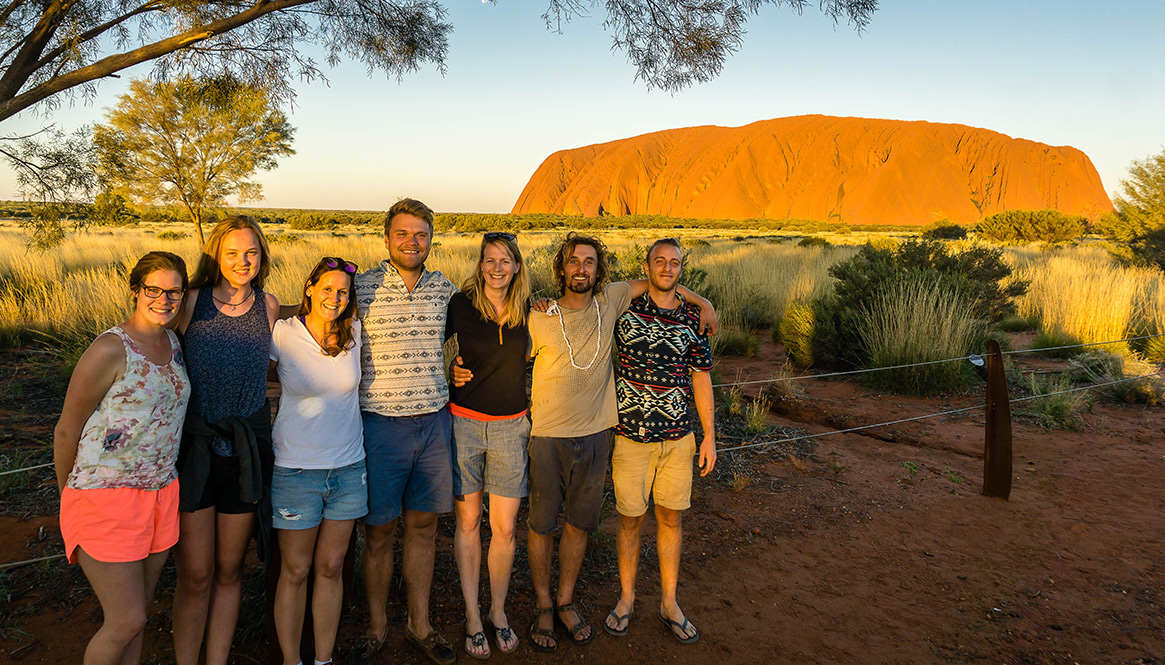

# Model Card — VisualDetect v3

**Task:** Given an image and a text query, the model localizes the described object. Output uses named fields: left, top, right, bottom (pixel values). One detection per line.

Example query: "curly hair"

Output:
left=552, top=232, right=609, bottom=296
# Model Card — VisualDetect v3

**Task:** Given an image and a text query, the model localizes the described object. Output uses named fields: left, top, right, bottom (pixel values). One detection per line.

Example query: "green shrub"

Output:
left=289, top=212, right=336, bottom=230
left=1109, top=228, right=1165, bottom=271
left=857, top=276, right=984, bottom=395
left=155, top=230, right=188, bottom=240
left=713, top=326, right=759, bottom=357
left=809, top=239, right=1024, bottom=371
left=997, top=314, right=1035, bottom=332
left=1031, top=328, right=1083, bottom=357
left=1065, top=350, right=1163, bottom=405
left=778, top=301, right=815, bottom=367
left=1022, top=374, right=1088, bottom=431
left=921, top=221, right=968, bottom=240
left=976, top=209, right=1086, bottom=244
left=268, top=233, right=301, bottom=244
left=797, top=236, right=830, bottom=247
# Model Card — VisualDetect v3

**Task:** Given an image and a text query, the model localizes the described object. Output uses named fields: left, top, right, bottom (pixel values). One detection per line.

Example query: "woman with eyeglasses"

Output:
left=445, top=231, right=531, bottom=659
left=269, top=257, right=366, bottom=665
left=54, top=251, right=191, bottom=665
left=173, top=216, right=281, bottom=665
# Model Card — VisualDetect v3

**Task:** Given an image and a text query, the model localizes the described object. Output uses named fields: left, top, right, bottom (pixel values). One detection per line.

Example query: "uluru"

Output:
left=511, top=115, right=1113, bottom=226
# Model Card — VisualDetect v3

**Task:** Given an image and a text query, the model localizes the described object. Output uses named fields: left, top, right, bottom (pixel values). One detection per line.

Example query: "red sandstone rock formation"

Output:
left=511, top=115, right=1113, bottom=225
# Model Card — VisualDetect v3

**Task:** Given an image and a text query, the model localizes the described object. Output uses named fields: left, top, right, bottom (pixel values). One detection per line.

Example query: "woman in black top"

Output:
left=446, top=232, right=530, bottom=659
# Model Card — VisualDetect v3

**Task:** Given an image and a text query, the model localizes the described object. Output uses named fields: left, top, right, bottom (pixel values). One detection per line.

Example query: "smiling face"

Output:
left=306, top=269, right=352, bottom=324
left=385, top=213, right=432, bottom=272
left=135, top=269, right=185, bottom=327
left=217, top=228, right=263, bottom=289
left=646, top=243, right=683, bottom=293
left=480, top=241, right=518, bottom=293
left=562, top=244, right=598, bottom=295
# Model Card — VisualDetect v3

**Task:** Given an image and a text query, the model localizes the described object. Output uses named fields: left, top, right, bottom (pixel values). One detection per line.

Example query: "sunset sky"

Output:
left=2, top=0, right=1163, bottom=214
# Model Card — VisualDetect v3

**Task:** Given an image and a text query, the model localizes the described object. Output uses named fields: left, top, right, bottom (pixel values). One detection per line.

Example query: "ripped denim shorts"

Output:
left=270, top=460, right=368, bottom=530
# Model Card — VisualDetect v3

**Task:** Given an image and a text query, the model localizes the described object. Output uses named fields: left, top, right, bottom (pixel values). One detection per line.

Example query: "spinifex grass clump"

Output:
left=858, top=277, right=985, bottom=395
left=1022, top=373, right=1088, bottom=431
left=1065, top=349, right=1164, bottom=405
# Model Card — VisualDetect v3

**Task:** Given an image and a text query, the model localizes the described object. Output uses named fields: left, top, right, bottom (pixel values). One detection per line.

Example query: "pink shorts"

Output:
left=59, top=479, right=180, bottom=564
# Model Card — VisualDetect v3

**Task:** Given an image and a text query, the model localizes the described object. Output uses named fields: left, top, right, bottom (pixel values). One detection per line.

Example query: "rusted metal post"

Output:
left=982, top=339, right=1013, bottom=499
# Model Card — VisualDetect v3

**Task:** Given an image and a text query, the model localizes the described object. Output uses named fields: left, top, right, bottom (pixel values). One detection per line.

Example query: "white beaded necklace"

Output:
left=547, top=296, right=602, bottom=371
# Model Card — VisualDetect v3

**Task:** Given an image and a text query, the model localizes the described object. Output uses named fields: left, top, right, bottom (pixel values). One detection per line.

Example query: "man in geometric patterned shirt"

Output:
left=604, top=237, right=716, bottom=644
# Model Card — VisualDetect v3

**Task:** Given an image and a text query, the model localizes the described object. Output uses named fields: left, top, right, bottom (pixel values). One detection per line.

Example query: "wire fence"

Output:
left=0, top=461, right=52, bottom=477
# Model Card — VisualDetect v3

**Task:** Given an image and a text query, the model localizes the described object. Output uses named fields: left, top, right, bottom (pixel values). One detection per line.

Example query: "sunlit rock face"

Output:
left=512, top=115, right=1113, bottom=225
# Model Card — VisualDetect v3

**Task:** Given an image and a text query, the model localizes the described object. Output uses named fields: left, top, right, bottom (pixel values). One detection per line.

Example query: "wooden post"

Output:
left=982, top=339, right=1013, bottom=499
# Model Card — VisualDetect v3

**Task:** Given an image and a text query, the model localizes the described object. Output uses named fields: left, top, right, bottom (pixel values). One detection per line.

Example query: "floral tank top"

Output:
left=67, top=326, right=191, bottom=490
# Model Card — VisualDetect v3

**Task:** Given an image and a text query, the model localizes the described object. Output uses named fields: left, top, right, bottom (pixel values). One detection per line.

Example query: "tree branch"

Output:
left=33, top=0, right=166, bottom=72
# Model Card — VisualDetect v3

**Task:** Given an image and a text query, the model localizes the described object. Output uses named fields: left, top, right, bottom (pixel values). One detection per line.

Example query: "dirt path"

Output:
left=1, top=343, right=1162, bottom=664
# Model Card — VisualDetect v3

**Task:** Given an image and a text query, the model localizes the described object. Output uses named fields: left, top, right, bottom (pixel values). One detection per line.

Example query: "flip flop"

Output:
left=528, top=607, right=557, bottom=652
left=603, top=606, right=632, bottom=637
left=464, top=628, right=491, bottom=661
left=555, top=603, right=593, bottom=645
left=658, top=611, right=699, bottom=644
left=484, top=616, right=519, bottom=654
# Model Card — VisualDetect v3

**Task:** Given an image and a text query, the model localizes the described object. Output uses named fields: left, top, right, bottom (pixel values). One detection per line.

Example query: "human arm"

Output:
left=451, top=356, right=473, bottom=387
left=691, top=370, right=716, bottom=476
left=177, top=288, right=199, bottom=333
left=52, top=335, right=125, bottom=492
left=265, top=292, right=281, bottom=331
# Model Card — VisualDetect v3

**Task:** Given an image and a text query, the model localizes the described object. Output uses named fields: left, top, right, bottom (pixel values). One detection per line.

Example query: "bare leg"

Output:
left=485, top=494, right=520, bottom=652
left=526, top=528, right=556, bottom=649
left=453, top=493, right=488, bottom=657
left=655, top=505, right=695, bottom=639
left=77, top=549, right=165, bottom=665
left=606, top=512, right=644, bottom=633
left=173, top=508, right=216, bottom=665
left=555, top=524, right=592, bottom=642
left=274, top=526, right=318, bottom=665
left=311, top=519, right=355, bottom=664
left=203, top=511, right=255, bottom=665
left=360, top=519, right=399, bottom=642
left=402, top=509, right=438, bottom=638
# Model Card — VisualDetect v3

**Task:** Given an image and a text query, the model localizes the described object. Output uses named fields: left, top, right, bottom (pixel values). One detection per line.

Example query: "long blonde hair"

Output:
left=190, top=216, right=272, bottom=290
left=460, top=235, right=530, bottom=328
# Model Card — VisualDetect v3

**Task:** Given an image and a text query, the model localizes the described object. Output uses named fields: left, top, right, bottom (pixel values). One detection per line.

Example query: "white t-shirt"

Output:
left=271, top=317, right=365, bottom=469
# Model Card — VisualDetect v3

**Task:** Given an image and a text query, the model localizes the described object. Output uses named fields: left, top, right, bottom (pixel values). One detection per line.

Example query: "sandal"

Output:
left=484, top=616, right=519, bottom=654
left=603, top=604, right=633, bottom=637
left=405, top=626, right=457, bottom=665
left=528, top=607, right=557, bottom=652
left=657, top=611, right=699, bottom=644
left=345, top=630, right=386, bottom=665
left=464, top=627, right=491, bottom=661
left=555, top=603, right=593, bottom=645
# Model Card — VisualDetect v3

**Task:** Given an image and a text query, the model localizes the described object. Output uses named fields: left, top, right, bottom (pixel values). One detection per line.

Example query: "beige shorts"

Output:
left=611, top=433, right=696, bottom=516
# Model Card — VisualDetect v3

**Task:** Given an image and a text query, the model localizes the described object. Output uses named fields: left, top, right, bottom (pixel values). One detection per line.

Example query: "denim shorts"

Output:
left=451, top=413, right=530, bottom=498
left=527, top=429, right=612, bottom=534
left=362, top=409, right=453, bottom=525
left=270, top=461, right=368, bottom=530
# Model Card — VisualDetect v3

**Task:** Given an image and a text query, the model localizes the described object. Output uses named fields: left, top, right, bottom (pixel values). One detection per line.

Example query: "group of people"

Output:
left=53, top=197, right=719, bottom=665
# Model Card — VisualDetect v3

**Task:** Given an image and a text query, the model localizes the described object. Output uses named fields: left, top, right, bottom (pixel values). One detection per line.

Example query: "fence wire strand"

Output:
left=0, top=462, right=53, bottom=477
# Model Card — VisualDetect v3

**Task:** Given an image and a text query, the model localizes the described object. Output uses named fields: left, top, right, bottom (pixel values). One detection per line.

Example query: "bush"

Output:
left=155, top=230, right=188, bottom=240
left=268, top=233, right=301, bottom=244
left=289, top=212, right=336, bottom=230
left=997, top=314, right=1035, bottom=332
left=1065, top=350, right=1163, bottom=405
left=797, top=236, right=830, bottom=247
left=1031, top=328, right=1084, bottom=358
left=921, top=221, right=968, bottom=240
left=1096, top=149, right=1165, bottom=242
left=1110, top=228, right=1165, bottom=271
left=857, top=276, right=984, bottom=395
left=777, top=301, right=815, bottom=367
left=1022, top=374, right=1088, bottom=431
left=976, top=209, right=1086, bottom=244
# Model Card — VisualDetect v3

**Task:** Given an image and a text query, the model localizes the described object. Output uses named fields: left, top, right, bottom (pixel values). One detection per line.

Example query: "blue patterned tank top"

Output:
left=184, top=287, right=270, bottom=455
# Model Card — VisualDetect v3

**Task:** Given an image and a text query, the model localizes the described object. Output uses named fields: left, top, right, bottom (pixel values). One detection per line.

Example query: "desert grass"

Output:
left=858, top=276, right=985, bottom=395
left=1013, top=248, right=1161, bottom=354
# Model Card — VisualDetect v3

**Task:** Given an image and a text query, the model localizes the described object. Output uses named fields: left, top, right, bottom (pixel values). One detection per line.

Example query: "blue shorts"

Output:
left=362, top=409, right=453, bottom=525
left=451, top=413, right=530, bottom=498
left=270, top=461, right=368, bottom=530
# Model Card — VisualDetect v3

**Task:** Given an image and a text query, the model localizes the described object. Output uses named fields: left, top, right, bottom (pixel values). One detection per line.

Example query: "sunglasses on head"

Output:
left=321, top=257, right=357, bottom=273
left=484, top=232, right=516, bottom=242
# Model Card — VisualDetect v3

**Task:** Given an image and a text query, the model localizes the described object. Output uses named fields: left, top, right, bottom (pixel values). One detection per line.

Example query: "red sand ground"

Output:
left=1, top=337, right=1162, bottom=664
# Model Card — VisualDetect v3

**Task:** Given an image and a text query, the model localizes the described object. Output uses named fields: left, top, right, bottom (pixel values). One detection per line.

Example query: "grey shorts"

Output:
left=451, top=413, right=530, bottom=498
left=527, top=429, right=612, bottom=534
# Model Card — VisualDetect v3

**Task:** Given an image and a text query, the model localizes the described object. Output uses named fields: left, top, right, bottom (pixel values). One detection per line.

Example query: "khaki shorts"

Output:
left=612, top=433, right=696, bottom=516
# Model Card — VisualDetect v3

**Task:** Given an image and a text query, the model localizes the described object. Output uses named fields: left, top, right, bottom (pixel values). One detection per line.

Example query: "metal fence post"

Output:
left=982, top=339, right=1013, bottom=499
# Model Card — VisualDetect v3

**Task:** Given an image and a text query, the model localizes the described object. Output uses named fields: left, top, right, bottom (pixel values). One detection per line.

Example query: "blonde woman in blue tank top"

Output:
left=173, top=217, right=280, bottom=665
left=54, top=251, right=191, bottom=665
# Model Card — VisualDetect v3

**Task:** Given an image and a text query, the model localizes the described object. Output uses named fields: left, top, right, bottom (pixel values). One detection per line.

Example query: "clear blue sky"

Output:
left=2, top=0, right=1163, bottom=213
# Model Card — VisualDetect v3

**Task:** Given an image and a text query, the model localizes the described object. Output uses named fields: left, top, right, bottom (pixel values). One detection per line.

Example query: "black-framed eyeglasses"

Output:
left=484, top=232, right=516, bottom=242
left=142, top=285, right=186, bottom=301
left=321, top=257, right=358, bottom=273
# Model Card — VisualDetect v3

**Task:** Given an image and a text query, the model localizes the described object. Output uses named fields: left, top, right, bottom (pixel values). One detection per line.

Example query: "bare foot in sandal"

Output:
left=604, top=598, right=634, bottom=636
